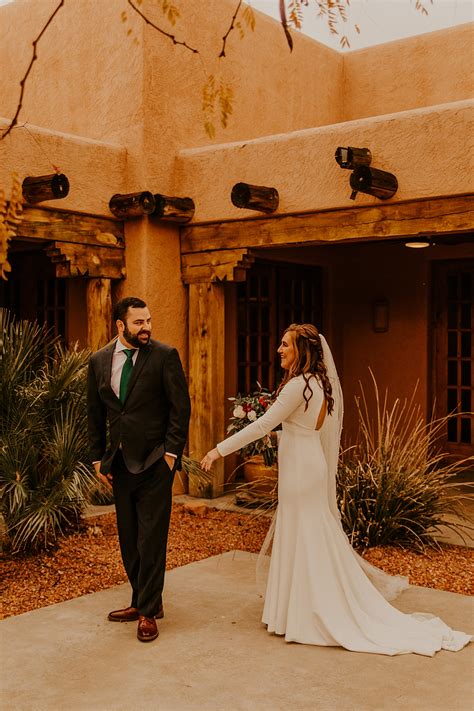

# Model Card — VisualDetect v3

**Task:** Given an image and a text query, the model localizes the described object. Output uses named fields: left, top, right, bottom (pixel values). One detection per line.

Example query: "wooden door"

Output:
left=432, top=260, right=473, bottom=457
left=237, top=261, right=323, bottom=393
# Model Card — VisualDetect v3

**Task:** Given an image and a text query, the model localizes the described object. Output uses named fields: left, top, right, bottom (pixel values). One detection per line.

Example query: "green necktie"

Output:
left=119, top=349, right=135, bottom=403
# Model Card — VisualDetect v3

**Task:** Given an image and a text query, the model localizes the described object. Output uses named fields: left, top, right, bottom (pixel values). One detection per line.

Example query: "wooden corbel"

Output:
left=181, top=248, right=254, bottom=284
left=45, top=241, right=125, bottom=279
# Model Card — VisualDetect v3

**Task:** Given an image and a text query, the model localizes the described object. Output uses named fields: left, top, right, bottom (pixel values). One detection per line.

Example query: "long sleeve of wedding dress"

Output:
left=217, top=377, right=303, bottom=458
left=217, top=373, right=472, bottom=656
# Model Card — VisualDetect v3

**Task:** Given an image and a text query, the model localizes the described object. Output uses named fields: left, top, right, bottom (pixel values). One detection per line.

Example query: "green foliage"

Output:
left=0, top=308, right=95, bottom=552
left=337, top=371, right=473, bottom=551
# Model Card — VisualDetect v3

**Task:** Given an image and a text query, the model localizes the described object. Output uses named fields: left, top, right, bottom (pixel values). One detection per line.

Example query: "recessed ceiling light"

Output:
left=405, top=239, right=431, bottom=249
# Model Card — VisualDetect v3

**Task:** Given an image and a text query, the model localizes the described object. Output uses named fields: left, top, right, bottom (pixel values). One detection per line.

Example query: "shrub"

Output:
left=337, top=371, right=473, bottom=551
left=0, top=308, right=95, bottom=551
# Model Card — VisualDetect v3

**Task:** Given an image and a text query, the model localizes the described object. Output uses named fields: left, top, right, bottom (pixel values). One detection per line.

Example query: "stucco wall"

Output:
left=0, top=119, right=127, bottom=215
left=0, top=0, right=144, bottom=145
left=343, top=23, right=474, bottom=121
left=175, top=100, right=474, bottom=222
left=0, top=0, right=342, bottom=152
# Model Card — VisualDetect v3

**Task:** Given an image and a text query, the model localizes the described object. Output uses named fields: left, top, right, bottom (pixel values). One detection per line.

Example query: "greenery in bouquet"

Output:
left=227, top=384, right=277, bottom=466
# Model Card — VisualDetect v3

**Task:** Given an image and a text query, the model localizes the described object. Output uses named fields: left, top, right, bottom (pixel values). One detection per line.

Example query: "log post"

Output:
left=188, top=282, right=225, bottom=497
left=86, top=278, right=113, bottom=351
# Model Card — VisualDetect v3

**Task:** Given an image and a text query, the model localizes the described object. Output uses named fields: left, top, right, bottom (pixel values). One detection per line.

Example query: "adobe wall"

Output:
left=175, top=100, right=474, bottom=222
left=343, top=23, right=474, bottom=121
left=0, top=0, right=343, bottom=150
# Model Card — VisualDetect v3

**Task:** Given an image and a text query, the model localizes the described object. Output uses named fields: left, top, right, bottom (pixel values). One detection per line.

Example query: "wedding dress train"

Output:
left=216, top=370, right=472, bottom=657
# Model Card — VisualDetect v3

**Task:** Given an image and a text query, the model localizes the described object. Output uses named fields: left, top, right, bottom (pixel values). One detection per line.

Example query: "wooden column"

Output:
left=188, top=282, right=225, bottom=497
left=86, top=278, right=113, bottom=351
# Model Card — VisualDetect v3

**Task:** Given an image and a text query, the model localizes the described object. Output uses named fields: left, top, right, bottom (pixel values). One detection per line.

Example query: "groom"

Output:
left=87, top=296, right=191, bottom=642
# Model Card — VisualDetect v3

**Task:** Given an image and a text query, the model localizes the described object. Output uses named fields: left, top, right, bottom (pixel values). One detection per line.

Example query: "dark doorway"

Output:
left=432, top=260, right=473, bottom=458
left=0, top=241, right=68, bottom=342
left=236, top=261, right=323, bottom=392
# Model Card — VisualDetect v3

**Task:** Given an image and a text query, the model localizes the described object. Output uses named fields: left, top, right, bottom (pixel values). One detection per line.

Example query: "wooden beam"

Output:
left=86, top=279, right=113, bottom=351
left=188, top=282, right=225, bottom=497
left=181, top=194, right=474, bottom=254
left=46, top=241, right=125, bottom=279
left=181, top=248, right=254, bottom=284
left=18, top=205, right=124, bottom=249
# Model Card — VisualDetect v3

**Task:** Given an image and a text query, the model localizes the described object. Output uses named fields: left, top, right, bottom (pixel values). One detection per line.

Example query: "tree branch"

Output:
left=1, top=0, right=65, bottom=141
left=127, top=0, right=198, bottom=54
left=219, top=0, right=242, bottom=58
left=279, top=0, right=294, bottom=52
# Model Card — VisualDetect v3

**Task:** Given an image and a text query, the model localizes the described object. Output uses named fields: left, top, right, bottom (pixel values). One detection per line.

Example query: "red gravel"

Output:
left=0, top=503, right=472, bottom=620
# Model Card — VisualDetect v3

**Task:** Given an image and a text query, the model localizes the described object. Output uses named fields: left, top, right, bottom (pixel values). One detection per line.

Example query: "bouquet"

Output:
left=227, top=383, right=277, bottom=466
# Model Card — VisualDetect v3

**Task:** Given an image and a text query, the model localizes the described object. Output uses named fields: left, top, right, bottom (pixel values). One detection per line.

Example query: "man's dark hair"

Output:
left=113, top=297, right=147, bottom=323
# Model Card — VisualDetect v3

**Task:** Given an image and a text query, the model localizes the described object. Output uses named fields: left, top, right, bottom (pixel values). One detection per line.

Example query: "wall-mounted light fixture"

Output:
left=152, top=194, right=195, bottom=223
left=335, top=147, right=398, bottom=201
left=349, top=166, right=398, bottom=201
left=109, top=192, right=155, bottom=219
left=372, top=299, right=389, bottom=333
left=22, top=173, right=69, bottom=203
left=231, top=182, right=279, bottom=213
left=335, top=146, right=372, bottom=170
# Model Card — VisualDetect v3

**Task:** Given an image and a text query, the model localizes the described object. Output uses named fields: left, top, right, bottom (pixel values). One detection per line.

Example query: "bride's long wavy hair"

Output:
left=277, top=323, right=334, bottom=414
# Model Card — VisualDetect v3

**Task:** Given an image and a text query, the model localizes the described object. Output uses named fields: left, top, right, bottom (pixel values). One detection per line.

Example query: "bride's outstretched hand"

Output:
left=201, top=448, right=221, bottom=472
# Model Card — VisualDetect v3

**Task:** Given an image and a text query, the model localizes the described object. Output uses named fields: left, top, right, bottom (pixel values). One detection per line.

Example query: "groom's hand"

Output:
left=94, top=461, right=113, bottom=490
left=164, top=454, right=175, bottom=471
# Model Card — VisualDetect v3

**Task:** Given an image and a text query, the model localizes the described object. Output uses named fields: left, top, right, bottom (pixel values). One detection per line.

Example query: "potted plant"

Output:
left=227, top=384, right=278, bottom=493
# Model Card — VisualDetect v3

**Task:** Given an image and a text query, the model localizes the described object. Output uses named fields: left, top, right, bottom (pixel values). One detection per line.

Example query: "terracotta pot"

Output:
left=242, top=456, right=278, bottom=495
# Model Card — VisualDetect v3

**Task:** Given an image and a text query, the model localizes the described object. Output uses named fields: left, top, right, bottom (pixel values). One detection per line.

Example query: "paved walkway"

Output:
left=1, top=551, right=473, bottom=711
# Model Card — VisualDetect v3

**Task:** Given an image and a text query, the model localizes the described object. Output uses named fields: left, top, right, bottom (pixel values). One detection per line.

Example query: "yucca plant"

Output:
left=0, top=308, right=95, bottom=552
left=337, top=370, right=473, bottom=551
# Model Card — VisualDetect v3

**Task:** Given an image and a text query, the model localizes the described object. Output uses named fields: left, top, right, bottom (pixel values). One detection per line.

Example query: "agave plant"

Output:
left=337, top=370, right=473, bottom=551
left=0, top=308, right=95, bottom=551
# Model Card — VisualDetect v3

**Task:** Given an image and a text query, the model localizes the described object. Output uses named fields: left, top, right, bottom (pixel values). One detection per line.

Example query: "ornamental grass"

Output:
left=337, top=371, right=473, bottom=551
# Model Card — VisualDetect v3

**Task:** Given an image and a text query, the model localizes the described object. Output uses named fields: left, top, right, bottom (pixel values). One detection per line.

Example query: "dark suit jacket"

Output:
left=87, top=338, right=191, bottom=474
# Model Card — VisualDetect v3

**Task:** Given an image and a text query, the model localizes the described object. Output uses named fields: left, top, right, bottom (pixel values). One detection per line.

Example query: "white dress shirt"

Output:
left=111, top=339, right=139, bottom=398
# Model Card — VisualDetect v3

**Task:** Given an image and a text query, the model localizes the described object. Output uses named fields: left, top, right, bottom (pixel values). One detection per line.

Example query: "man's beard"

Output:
left=123, top=325, right=151, bottom=348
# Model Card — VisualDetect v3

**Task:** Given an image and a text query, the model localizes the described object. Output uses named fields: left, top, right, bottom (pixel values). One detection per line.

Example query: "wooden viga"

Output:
left=109, top=191, right=155, bottom=219
left=231, top=182, right=279, bottom=213
left=152, top=194, right=195, bottom=223
left=22, top=173, right=70, bottom=203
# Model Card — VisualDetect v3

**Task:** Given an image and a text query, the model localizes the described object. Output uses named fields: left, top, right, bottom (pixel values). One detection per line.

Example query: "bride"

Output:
left=201, top=323, right=472, bottom=656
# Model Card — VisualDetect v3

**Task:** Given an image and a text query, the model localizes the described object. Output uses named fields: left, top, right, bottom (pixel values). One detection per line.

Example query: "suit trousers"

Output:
left=111, top=450, right=175, bottom=617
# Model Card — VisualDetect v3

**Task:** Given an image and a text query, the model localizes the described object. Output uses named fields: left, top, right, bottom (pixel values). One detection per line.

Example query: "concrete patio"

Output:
left=1, top=550, right=473, bottom=711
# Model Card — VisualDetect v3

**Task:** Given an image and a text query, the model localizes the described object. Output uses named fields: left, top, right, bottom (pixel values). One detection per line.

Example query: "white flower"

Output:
left=247, top=410, right=257, bottom=421
left=233, top=405, right=245, bottom=418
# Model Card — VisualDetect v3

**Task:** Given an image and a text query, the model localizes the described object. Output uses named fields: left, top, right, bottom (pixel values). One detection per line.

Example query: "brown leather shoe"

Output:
left=108, top=606, right=139, bottom=622
left=108, top=604, right=164, bottom=622
left=137, top=615, right=159, bottom=642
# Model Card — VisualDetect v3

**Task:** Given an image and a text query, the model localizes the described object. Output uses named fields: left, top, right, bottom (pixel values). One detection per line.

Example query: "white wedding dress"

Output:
left=217, top=354, right=472, bottom=656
